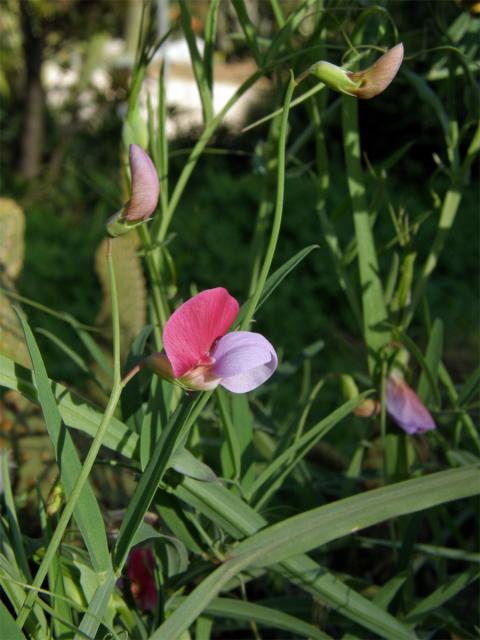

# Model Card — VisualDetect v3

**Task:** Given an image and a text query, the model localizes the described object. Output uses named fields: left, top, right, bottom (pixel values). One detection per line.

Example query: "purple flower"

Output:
left=146, top=288, right=277, bottom=393
left=386, top=371, right=436, bottom=435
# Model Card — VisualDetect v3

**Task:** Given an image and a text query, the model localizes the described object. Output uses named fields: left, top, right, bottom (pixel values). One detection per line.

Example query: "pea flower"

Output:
left=126, top=547, right=157, bottom=611
left=107, top=144, right=160, bottom=237
left=146, top=288, right=278, bottom=393
left=297, top=43, right=404, bottom=99
left=386, top=370, right=436, bottom=435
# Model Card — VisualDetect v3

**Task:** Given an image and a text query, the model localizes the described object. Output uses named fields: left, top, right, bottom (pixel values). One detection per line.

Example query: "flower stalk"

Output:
left=17, top=241, right=136, bottom=629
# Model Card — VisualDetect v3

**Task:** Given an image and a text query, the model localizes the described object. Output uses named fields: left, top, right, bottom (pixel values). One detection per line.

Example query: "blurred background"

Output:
left=0, top=0, right=478, bottom=387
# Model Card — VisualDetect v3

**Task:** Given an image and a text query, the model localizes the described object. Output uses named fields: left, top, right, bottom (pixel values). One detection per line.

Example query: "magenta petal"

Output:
left=125, top=144, right=160, bottom=221
left=211, top=331, right=277, bottom=393
left=163, top=288, right=239, bottom=377
left=386, top=374, right=436, bottom=435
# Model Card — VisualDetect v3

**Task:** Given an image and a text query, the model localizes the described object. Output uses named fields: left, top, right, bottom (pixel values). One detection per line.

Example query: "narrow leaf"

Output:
left=14, top=309, right=110, bottom=573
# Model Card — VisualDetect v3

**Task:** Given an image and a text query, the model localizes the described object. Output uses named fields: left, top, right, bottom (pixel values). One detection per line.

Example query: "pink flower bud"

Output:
left=297, top=43, right=404, bottom=100
left=386, top=370, right=436, bottom=435
left=347, top=43, right=404, bottom=99
left=124, top=144, right=160, bottom=221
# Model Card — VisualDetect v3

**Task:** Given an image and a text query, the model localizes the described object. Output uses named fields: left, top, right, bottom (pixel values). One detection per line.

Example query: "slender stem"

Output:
left=138, top=225, right=169, bottom=348
left=240, top=73, right=296, bottom=330
left=157, top=70, right=262, bottom=242
left=107, top=239, right=121, bottom=386
left=17, top=242, right=134, bottom=629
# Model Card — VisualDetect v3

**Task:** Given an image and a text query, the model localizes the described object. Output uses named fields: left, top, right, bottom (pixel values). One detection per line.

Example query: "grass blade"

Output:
left=169, top=596, right=331, bottom=639
left=13, top=309, right=110, bottom=574
left=233, top=466, right=480, bottom=568
left=0, top=354, right=138, bottom=458
left=237, top=244, right=319, bottom=327
left=173, top=478, right=416, bottom=640
left=342, top=96, right=390, bottom=373
left=404, top=566, right=480, bottom=623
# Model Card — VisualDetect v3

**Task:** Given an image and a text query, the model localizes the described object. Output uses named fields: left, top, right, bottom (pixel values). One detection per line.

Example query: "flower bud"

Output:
left=124, top=144, right=160, bottom=221
left=347, top=43, right=404, bottom=99
left=142, top=352, right=174, bottom=381
left=297, top=61, right=360, bottom=96
left=107, top=144, right=160, bottom=237
left=297, top=43, right=404, bottom=100
left=386, top=370, right=436, bottom=434
left=341, top=374, right=380, bottom=418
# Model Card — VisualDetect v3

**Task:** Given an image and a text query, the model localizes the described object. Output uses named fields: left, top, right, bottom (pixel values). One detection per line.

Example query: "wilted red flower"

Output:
left=127, top=547, right=157, bottom=611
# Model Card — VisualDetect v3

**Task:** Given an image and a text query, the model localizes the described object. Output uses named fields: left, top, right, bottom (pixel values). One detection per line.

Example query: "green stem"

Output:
left=17, top=243, right=130, bottom=629
left=240, top=73, right=296, bottom=330
left=138, top=225, right=170, bottom=347
left=156, top=71, right=262, bottom=243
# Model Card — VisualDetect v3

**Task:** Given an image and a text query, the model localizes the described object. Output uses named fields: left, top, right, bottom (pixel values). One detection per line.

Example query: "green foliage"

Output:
left=0, top=1, right=479, bottom=639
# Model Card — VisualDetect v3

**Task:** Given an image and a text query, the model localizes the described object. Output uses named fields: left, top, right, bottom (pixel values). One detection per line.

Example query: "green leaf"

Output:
left=1, top=450, right=31, bottom=581
left=113, top=394, right=196, bottom=571
left=0, top=354, right=138, bottom=458
left=373, top=573, right=408, bottom=609
left=203, top=0, right=220, bottom=90
left=169, top=596, right=331, bottom=639
left=173, top=478, right=415, bottom=640
left=458, top=365, right=480, bottom=407
left=341, top=96, right=390, bottom=372
left=179, top=0, right=213, bottom=122
left=170, top=448, right=218, bottom=483
left=231, top=0, right=262, bottom=64
left=236, top=245, right=319, bottom=327
left=0, top=599, right=26, bottom=640
left=77, top=396, right=198, bottom=639
left=397, top=330, right=442, bottom=408
left=38, top=491, right=73, bottom=640
left=232, top=466, right=480, bottom=568
left=160, top=467, right=478, bottom=639
left=405, top=566, right=480, bottom=623
left=249, top=392, right=369, bottom=503
left=14, top=309, right=110, bottom=574
left=74, top=567, right=117, bottom=640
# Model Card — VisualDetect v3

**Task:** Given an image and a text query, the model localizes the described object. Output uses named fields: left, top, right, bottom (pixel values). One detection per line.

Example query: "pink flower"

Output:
left=149, top=288, right=278, bottom=393
left=124, top=144, right=160, bottom=221
left=386, top=371, right=436, bottom=435
left=126, top=547, right=157, bottom=611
